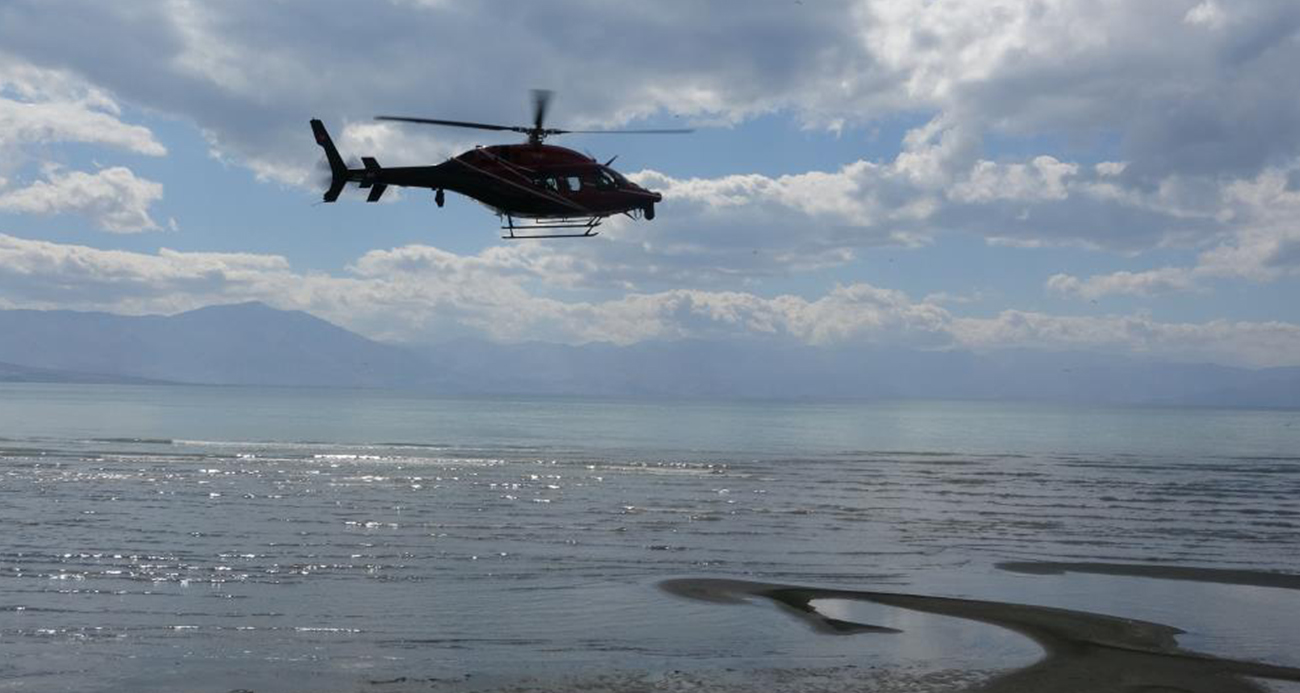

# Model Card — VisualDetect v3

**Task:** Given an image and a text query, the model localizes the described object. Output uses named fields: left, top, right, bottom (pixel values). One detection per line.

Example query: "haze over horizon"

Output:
left=0, top=300, right=1294, bottom=408
left=2, top=1, right=1300, bottom=371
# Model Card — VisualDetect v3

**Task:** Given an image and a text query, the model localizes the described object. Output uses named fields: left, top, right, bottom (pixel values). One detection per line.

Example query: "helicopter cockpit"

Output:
left=534, top=168, right=627, bottom=194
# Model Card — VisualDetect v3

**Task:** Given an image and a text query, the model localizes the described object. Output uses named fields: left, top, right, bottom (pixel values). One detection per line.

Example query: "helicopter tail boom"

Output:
left=310, top=119, right=348, bottom=202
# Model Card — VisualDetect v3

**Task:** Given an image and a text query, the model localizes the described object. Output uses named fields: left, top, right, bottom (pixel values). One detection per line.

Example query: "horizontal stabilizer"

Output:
left=366, top=183, right=388, bottom=203
left=357, top=157, right=382, bottom=190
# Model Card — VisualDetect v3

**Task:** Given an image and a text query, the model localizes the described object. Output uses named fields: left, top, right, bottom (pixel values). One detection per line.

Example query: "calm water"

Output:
left=1, top=384, right=1298, bottom=692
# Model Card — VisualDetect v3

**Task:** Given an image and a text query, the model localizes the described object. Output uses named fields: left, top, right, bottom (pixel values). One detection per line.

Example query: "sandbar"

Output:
left=660, top=577, right=1300, bottom=693
left=996, top=561, right=1300, bottom=591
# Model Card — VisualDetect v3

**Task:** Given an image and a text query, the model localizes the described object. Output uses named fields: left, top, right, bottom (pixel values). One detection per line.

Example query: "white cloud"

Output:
left=0, top=54, right=166, bottom=156
left=601, top=133, right=1221, bottom=289
left=0, top=233, right=292, bottom=312
left=3, top=0, right=1296, bottom=186
left=1095, top=161, right=1127, bottom=177
left=0, top=54, right=167, bottom=232
left=1046, top=268, right=1200, bottom=300
left=1185, top=1, right=1228, bottom=29
left=953, top=310, right=1300, bottom=369
left=1198, top=165, right=1300, bottom=280
left=2, top=233, right=1297, bottom=367
left=4, top=0, right=1300, bottom=343
left=0, top=167, right=164, bottom=232
left=0, top=1, right=1295, bottom=279
left=1048, top=161, right=1300, bottom=299
left=923, top=290, right=985, bottom=306
left=950, top=156, right=1078, bottom=204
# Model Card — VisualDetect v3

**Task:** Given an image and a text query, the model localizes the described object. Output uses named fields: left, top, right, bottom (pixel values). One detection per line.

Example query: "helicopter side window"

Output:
left=536, top=176, right=560, bottom=192
left=566, top=176, right=582, bottom=192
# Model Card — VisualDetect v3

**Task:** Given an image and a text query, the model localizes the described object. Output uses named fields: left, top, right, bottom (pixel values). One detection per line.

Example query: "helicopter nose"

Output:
left=651, top=191, right=662, bottom=202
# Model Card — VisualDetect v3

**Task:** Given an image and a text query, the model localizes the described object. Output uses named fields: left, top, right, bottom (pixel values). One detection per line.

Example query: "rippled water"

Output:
left=1, top=384, right=1297, bottom=691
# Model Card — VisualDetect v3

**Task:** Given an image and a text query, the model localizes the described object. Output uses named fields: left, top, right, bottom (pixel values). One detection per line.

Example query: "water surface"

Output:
left=1, top=384, right=1297, bottom=691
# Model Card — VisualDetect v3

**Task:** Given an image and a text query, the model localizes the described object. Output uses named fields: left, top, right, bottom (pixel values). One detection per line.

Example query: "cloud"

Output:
left=0, top=0, right=1295, bottom=287
left=0, top=233, right=291, bottom=312
left=1046, top=268, right=1200, bottom=300
left=2, top=233, right=1297, bottom=367
left=1185, top=1, right=1229, bottom=29
left=950, top=156, right=1079, bottom=204
left=3, top=1, right=1298, bottom=186
left=866, top=0, right=1300, bottom=176
left=0, top=54, right=168, bottom=232
left=0, top=166, right=164, bottom=232
left=0, top=1, right=868, bottom=185
left=1048, top=161, right=1300, bottom=299
left=0, top=54, right=166, bottom=156
left=1198, top=165, right=1300, bottom=279
left=331, top=244, right=953, bottom=345
left=952, top=310, right=1300, bottom=369
left=589, top=137, right=1219, bottom=290
left=4, top=0, right=1300, bottom=345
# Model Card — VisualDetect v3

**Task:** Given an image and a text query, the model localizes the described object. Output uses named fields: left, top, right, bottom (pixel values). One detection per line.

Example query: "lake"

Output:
left=2, top=384, right=1297, bottom=692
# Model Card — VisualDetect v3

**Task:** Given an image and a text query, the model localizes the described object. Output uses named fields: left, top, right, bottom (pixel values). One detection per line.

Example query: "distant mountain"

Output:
left=0, top=302, right=1294, bottom=408
left=420, top=339, right=1300, bottom=407
left=0, top=360, right=170, bottom=385
left=0, top=302, right=439, bottom=387
left=1170, top=367, right=1300, bottom=409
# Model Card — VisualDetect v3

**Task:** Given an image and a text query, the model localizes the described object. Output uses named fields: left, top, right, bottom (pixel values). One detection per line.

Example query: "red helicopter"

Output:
left=311, top=91, right=690, bottom=238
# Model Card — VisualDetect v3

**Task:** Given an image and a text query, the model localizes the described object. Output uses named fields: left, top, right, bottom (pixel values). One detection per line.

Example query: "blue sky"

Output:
left=2, top=0, right=1299, bottom=367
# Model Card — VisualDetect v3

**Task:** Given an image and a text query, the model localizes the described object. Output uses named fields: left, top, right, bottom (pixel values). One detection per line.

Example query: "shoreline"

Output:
left=996, top=561, right=1300, bottom=591
left=660, top=577, right=1300, bottom=693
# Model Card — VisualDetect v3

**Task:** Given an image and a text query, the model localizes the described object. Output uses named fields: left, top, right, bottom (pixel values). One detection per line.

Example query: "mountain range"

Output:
left=0, top=302, right=1295, bottom=408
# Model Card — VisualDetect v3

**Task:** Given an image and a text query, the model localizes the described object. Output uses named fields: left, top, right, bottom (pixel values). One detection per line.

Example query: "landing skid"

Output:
left=501, top=215, right=602, bottom=239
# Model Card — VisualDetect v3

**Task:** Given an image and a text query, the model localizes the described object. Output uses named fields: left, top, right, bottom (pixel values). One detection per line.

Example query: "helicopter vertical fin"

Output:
left=310, top=119, right=348, bottom=203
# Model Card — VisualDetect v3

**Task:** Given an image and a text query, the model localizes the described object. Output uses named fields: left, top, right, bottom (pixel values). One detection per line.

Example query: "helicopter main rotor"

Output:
left=376, top=90, right=692, bottom=145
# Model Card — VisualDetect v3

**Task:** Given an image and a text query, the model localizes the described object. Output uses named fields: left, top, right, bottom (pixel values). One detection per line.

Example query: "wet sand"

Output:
left=996, top=561, right=1300, bottom=591
left=660, top=576, right=1300, bottom=693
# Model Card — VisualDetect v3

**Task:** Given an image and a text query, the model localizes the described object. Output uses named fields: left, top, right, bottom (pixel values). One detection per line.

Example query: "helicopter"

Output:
left=310, top=90, right=691, bottom=238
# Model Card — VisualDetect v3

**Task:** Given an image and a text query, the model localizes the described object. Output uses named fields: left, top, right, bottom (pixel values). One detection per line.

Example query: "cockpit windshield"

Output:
left=597, top=167, right=626, bottom=189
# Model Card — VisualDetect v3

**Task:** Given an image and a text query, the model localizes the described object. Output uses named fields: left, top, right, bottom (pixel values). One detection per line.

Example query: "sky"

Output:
left=2, top=0, right=1300, bottom=368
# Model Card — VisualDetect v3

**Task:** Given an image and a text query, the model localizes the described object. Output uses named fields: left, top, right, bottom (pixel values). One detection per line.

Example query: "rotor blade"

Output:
left=532, top=89, right=553, bottom=132
left=376, top=116, right=525, bottom=133
left=559, top=128, right=695, bottom=135
left=313, top=156, right=362, bottom=189
left=313, top=156, right=335, bottom=190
